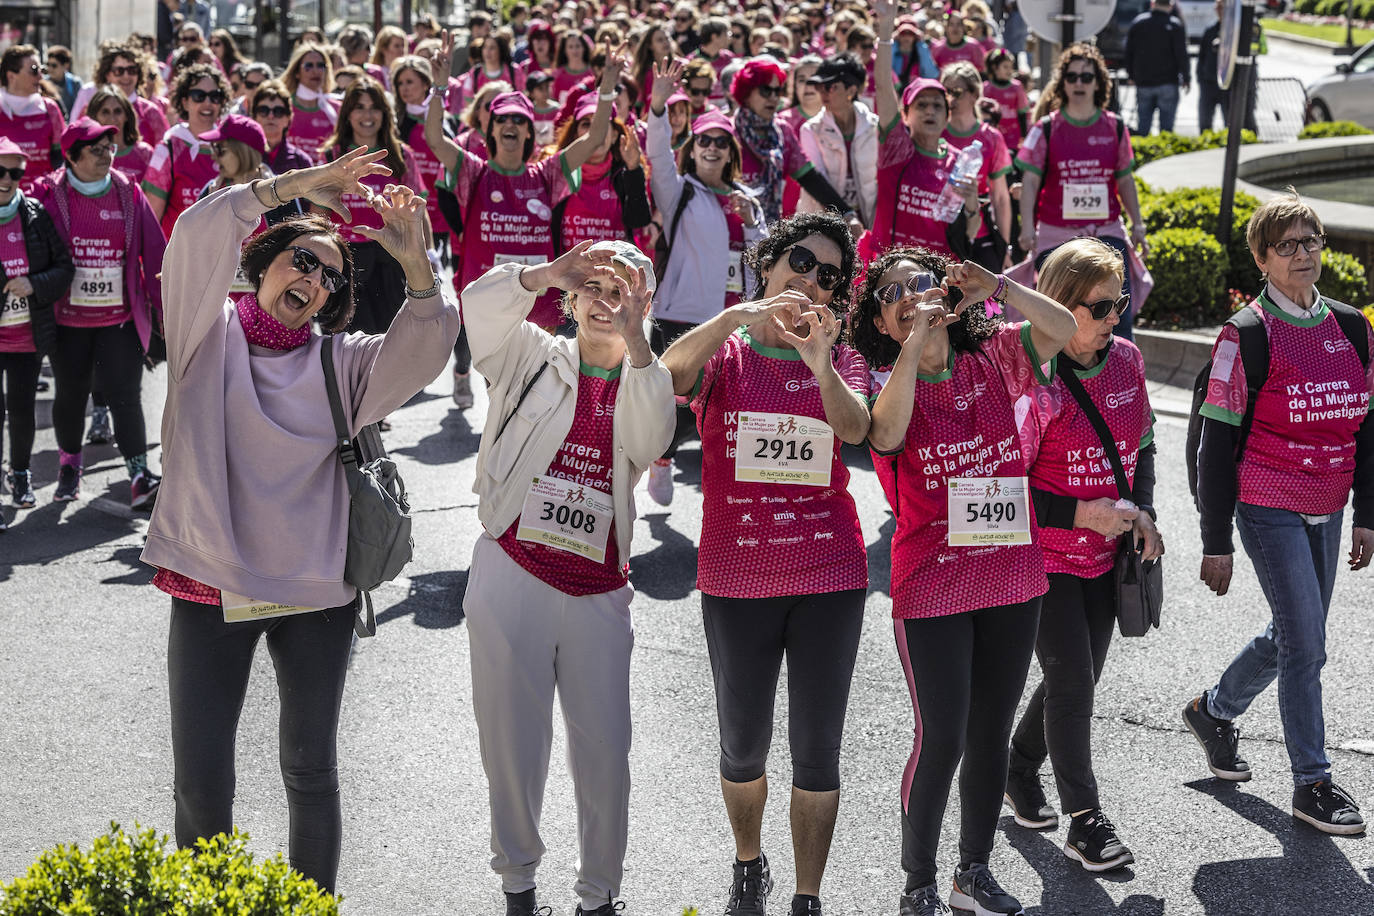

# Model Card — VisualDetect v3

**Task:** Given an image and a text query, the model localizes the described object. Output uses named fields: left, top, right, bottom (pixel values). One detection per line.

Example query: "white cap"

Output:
left=588, top=240, right=657, bottom=293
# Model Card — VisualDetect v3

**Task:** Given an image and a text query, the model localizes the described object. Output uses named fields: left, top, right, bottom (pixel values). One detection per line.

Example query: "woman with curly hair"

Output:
left=73, top=44, right=170, bottom=148
left=84, top=86, right=154, bottom=185
left=659, top=211, right=871, bottom=916
left=853, top=246, right=1075, bottom=916
left=142, top=62, right=229, bottom=235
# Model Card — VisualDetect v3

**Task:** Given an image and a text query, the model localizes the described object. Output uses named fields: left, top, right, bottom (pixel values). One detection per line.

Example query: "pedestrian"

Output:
left=671, top=3, right=702, bottom=55
left=853, top=248, right=1076, bottom=916
left=282, top=43, right=337, bottom=163
left=85, top=86, right=155, bottom=185
left=1197, top=0, right=1226, bottom=132
left=931, top=12, right=987, bottom=75
left=893, top=16, right=938, bottom=87
left=460, top=241, right=674, bottom=916
left=798, top=54, right=878, bottom=233
left=940, top=62, right=1014, bottom=268
left=251, top=80, right=314, bottom=181
left=1004, top=238, right=1161, bottom=872
left=72, top=45, right=170, bottom=150
left=45, top=46, right=83, bottom=119
left=369, top=25, right=408, bottom=90
left=143, top=62, right=228, bottom=237
left=1124, top=0, right=1190, bottom=135
left=659, top=211, right=870, bottom=916
left=207, top=29, right=248, bottom=79
left=550, top=94, right=652, bottom=254
left=982, top=49, right=1029, bottom=158
left=0, top=135, right=73, bottom=523
left=390, top=55, right=453, bottom=272
left=554, top=30, right=595, bottom=105
left=0, top=44, right=65, bottom=195
left=143, top=151, right=459, bottom=896
left=1186, top=191, right=1374, bottom=835
left=519, top=19, right=558, bottom=79
left=457, top=34, right=525, bottom=110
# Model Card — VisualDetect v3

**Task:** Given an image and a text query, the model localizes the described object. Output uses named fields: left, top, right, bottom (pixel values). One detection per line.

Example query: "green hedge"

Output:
left=1298, top=120, right=1374, bottom=139
left=1140, top=228, right=1230, bottom=328
left=1320, top=250, right=1370, bottom=305
left=1140, top=186, right=1264, bottom=296
left=1131, top=129, right=1258, bottom=167
left=0, top=824, right=338, bottom=915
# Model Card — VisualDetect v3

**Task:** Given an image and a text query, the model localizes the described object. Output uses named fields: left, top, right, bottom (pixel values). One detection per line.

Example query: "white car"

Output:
left=1175, top=0, right=1218, bottom=41
left=1305, top=40, right=1374, bottom=128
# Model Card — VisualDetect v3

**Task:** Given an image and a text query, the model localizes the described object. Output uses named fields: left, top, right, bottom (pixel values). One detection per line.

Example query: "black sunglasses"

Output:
left=757, top=84, right=782, bottom=99
left=255, top=104, right=290, bottom=118
left=695, top=132, right=732, bottom=149
left=188, top=88, right=227, bottom=104
left=876, top=271, right=936, bottom=305
left=492, top=112, right=530, bottom=125
left=1063, top=71, right=1096, bottom=84
left=286, top=246, right=347, bottom=293
left=687, top=85, right=711, bottom=96
left=111, top=64, right=140, bottom=77
left=0, top=165, right=24, bottom=181
left=784, top=244, right=842, bottom=291
left=243, top=78, right=264, bottom=91
left=1080, top=294, right=1129, bottom=320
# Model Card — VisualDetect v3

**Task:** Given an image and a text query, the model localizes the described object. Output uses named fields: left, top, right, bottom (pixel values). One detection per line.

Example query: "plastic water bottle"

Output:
left=933, top=140, right=983, bottom=223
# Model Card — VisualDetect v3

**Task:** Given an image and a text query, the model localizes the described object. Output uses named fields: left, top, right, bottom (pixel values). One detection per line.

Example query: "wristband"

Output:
left=270, top=178, right=286, bottom=206
left=406, top=276, right=441, bottom=299
left=598, top=90, right=618, bottom=101
left=991, top=273, right=1008, bottom=302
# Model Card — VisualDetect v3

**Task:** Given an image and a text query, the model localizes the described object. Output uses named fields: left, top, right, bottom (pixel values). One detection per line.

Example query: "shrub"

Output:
left=1139, top=227, right=1229, bottom=328
left=1294, top=0, right=1320, bottom=11
left=1140, top=186, right=1264, bottom=296
left=1319, top=250, right=1370, bottom=305
left=0, top=824, right=339, bottom=915
left=1131, top=129, right=1258, bottom=166
left=1298, top=120, right=1374, bottom=139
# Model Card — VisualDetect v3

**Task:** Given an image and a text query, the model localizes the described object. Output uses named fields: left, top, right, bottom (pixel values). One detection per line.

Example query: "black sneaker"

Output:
left=504, top=889, right=552, bottom=916
left=1183, top=696, right=1251, bottom=781
left=900, top=884, right=952, bottom=916
left=1004, top=767, right=1058, bottom=830
left=53, top=464, right=81, bottom=502
left=725, top=853, right=773, bottom=916
left=575, top=902, right=625, bottom=915
left=1063, top=809, right=1135, bottom=872
left=8, top=470, right=35, bottom=508
left=1293, top=781, right=1365, bottom=835
left=86, top=406, right=112, bottom=445
left=791, top=894, right=822, bottom=916
left=949, top=863, right=1024, bottom=916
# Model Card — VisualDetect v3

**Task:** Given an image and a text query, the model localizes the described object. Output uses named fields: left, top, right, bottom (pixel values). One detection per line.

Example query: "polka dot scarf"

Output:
left=236, top=293, right=311, bottom=351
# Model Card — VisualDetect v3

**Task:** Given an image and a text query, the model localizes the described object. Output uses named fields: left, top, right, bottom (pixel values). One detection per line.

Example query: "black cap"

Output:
left=807, top=54, right=865, bottom=88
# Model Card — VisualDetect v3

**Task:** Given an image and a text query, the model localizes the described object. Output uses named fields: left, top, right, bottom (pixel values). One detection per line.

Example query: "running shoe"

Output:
left=8, top=470, right=35, bottom=508
left=505, top=889, right=552, bottom=916
left=899, top=885, right=952, bottom=916
left=452, top=369, right=474, bottom=409
left=1293, top=780, right=1365, bottom=835
left=647, top=457, right=673, bottom=506
left=1063, top=809, right=1135, bottom=872
left=1004, top=767, right=1058, bottom=830
left=86, top=406, right=113, bottom=445
left=130, top=470, right=161, bottom=510
left=574, top=903, right=626, bottom=915
left=791, top=895, right=823, bottom=916
left=1182, top=695, right=1251, bottom=781
left=725, top=853, right=772, bottom=916
left=949, top=863, right=1024, bottom=916
left=53, top=464, right=81, bottom=502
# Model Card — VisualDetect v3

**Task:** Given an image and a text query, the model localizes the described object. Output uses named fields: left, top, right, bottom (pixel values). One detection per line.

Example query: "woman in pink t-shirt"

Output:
left=72, top=46, right=170, bottom=150
left=456, top=34, right=524, bottom=111
left=282, top=44, right=337, bottom=163
left=931, top=12, right=988, bottom=75
left=941, top=62, right=1014, bottom=267
left=549, top=94, right=651, bottom=255
left=853, top=242, right=1076, bottom=915
left=660, top=211, right=870, bottom=916
left=142, top=63, right=227, bottom=237
left=553, top=30, right=595, bottom=104
left=0, top=44, right=64, bottom=194
left=983, top=49, right=1030, bottom=156
left=86, top=86, right=155, bottom=186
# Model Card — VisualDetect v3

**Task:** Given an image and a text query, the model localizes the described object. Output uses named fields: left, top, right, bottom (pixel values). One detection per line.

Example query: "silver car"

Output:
left=1306, top=39, right=1374, bottom=127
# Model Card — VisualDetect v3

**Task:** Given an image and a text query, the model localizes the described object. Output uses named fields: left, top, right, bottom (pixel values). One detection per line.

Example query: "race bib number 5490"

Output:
left=947, top=476, right=1031, bottom=546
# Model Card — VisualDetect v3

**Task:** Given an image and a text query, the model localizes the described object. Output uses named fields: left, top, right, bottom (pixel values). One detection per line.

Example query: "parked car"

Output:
left=1175, top=0, right=1217, bottom=41
left=1305, top=39, right=1374, bottom=127
left=1096, top=0, right=1151, bottom=70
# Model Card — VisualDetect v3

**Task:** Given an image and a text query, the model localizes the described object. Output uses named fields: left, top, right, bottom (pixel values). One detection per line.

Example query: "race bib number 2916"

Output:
left=734, top=412, right=834, bottom=487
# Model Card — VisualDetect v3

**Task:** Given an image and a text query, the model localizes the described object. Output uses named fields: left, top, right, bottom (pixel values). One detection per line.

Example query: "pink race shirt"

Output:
left=286, top=98, right=337, bottom=162
left=0, top=97, right=63, bottom=193
left=874, top=323, right=1052, bottom=618
left=1015, top=109, right=1134, bottom=229
left=49, top=181, right=130, bottom=328
left=983, top=79, right=1030, bottom=152
left=1024, top=338, right=1155, bottom=578
left=324, top=145, right=426, bottom=245
left=691, top=332, right=870, bottom=599
left=553, top=67, right=593, bottom=104
left=871, top=124, right=956, bottom=256
left=112, top=142, right=154, bottom=185
left=559, top=157, right=625, bottom=251
left=142, top=134, right=219, bottom=237
left=405, top=120, right=451, bottom=235
left=0, top=215, right=33, bottom=352
left=496, top=364, right=627, bottom=596
left=132, top=96, right=170, bottom=149
left=1200, top=295, right=1374, bottom=516
left=943, top=120, right=1011, bottom=196
left=932, top=39, right=986, bottom=72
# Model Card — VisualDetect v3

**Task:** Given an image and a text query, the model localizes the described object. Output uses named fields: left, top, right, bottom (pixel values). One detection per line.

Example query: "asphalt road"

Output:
left=3, top=340, right=1374, bottom=915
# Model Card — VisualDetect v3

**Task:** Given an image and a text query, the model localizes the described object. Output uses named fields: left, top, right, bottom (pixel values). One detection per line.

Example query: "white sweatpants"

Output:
left=463, top=533, right=635, bottom=910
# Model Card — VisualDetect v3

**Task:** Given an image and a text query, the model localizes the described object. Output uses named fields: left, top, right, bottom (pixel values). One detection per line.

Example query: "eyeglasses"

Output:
left=1062, top=71, right=1095, bottom=84
left=687, top=85, right=711, bottom=97
left=110, top=64, right=140, bottom=77
left=243, top=79, right=264, bottom=91
left=945, top=87, right=966, bottom=99
left=876, top=271, right=936, bottom=305
left=492, top=112, right=530, bottom=125
left=286, top=246, right=347, bottom=293
left=1079, top=294, right=1129, bottom=320
left=0, top=166, right=24, bottom=181
left=1268, top=233, right=1326, bottom=257
left=674, top=14, right=692, bottom=22
left=784, top=244, right=843, bottom=291
left=694, top=132, right=732, bottom=149
left=255, top=104, right=290, bottom=118
left=179, top=35, right=199, bottom=44
left=301, top=60, right=326, bottom=71
left=187, top=88, right=227, bottom=104
left=24, top=63, right=45, bottom=75
left=756, top=84, right=782, bottom=99
left=83, top=141, right=115, bottom=158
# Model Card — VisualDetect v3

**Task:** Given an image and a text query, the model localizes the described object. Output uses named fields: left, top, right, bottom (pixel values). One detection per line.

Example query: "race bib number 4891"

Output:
left=734, top=411, right=834, bottom=487
left=947, top=476, right=1031, bottom=546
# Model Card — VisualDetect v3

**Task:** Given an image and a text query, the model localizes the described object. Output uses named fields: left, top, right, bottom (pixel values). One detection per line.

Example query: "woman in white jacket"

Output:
left=460, top=241, right=675, bottom=916
left=798, top=53, right=878, bottom=232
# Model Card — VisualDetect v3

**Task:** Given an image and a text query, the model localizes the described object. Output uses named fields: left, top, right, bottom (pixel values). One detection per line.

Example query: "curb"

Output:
left=1264, top=28, right=1348, bottom=51
left=1136, top=326, right=1218, bottom=418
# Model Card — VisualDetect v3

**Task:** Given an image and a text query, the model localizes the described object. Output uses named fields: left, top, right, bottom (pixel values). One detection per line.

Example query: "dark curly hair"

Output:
left=240, top=215, right=356, bottom=333
left=848, top=246, right=1000, bottom=368
left=742, top=210, right=858, bottom=315
left=171, top=61, right=230, bottom=121
left=1051, top=43, right=1112, bottom=112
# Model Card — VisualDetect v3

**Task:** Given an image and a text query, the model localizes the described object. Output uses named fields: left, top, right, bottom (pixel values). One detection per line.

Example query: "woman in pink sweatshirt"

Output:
left=140, top=147, right=460, bottom=894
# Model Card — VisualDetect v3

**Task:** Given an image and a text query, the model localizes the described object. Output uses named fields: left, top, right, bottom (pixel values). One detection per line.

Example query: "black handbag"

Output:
left=1055, top=362, right=1162, bottom=637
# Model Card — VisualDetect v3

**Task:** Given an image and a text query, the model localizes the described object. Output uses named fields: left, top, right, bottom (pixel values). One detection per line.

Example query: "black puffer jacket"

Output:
left=1, top=195, right=73, bottom=356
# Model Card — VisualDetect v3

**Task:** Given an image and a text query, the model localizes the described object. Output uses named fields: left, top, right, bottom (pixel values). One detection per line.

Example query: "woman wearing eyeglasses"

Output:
left=1186, top=192, right=1374, bottom=836
left=852, top=247, right=1075, bottom=916
left=142, top=149, right=458, bottom=895
left=282, top=43, right=337, bottom=163
left=1003, top=238, right=1159, bottom=873
left=72, top=46, right=169, bottom=150
left=550, top=94, right=650, bottom=256
left=85, top=86, right=154, bottom=185
left=660, top=211, right=870, bottom=916
left=142, top=63, right=228, bottom=237
left=0, top=45, right=65, bottom=195
left=940, top=62, right=1013, bottom=268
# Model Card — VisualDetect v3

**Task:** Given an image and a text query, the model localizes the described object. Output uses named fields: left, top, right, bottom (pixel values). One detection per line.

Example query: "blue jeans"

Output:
left=1002, top=10, right=1028, bottom=57
left=1135, top=83, right=1180, bottom=135
left=1206, top=503, right=1343, bottom=786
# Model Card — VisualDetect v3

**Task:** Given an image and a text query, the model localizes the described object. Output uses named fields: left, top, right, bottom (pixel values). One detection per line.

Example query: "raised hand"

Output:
left=353, top=184, right=427, bottom=265
left=944, top=258, right=1000, bottom=306
left=282, top=146, right=391, bottom=222
left=432, top=29, right=454, bottom=80
left=651, top=56, right=685, bottom=112
left=600, top=41, right=632, bottom=92
left=773, top=305, right=841, bottom=375
left=875, top=0, right=897, bottom=25
left=605, top=264, right=653, bottom=345
left=731, top=288, right=811, bottom=329
left=620, top=126, right=643, bottom=170
left=901, top=295, right=959, bottom=350
left=524, top=239, right=617, bottom=294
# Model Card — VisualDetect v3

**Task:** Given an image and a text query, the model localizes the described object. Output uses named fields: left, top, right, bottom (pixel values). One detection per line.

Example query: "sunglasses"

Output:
left=1062, top=71, right=1095, bottom=84
left=1080, top=294, right=1129, bottom=320
left=24, top=63, right=45, bottom=75
left=492, top=112, right=530, bottom=125
left=687, top=85, right=711, bottom=97
left=255, top=104, right=290, bottom=118
left=784, top=245, right=842, bottom=291
left=694, top=132, right=732, bottom=149
left=0, top=165, right=24, bottom=181
left=244, top=79, right=264, bottom=91
left=188, top=88, right=227, bottom=104
left=674, top=14, right=692, bottom=21
left=876, top=271, right=936, bottom=305
left=286, top=246, right=347, bottom=293
left=756, top=84, right=782, bottom=99
left=302, top=60, right=326, bottom=71
left=1269, top=233, right=1326, bottom=257
left=179, top=35, right=199, bottom=43
left=111, top=64, right=140, bottom=77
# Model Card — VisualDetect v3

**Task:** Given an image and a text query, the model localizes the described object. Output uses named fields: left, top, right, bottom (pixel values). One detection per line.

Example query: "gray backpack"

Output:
left=321, top=336, right=414, bottom=637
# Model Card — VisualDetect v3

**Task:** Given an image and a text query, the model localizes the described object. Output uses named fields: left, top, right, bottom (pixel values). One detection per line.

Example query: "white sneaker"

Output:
left=647, top=458, right=673, bottom=506
left=452, top=369, right=474, bottom=409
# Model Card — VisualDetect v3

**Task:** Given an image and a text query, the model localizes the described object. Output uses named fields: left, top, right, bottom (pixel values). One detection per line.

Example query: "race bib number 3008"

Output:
left=947, top=476, right=1031, bottom=546
left=734, top=412, right=834, bottom=487
left=516, top=475, right=614, bottom=562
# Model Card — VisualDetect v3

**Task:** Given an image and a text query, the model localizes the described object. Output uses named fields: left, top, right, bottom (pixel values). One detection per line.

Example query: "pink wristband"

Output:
left=991, top=273, right=1008, bottom=302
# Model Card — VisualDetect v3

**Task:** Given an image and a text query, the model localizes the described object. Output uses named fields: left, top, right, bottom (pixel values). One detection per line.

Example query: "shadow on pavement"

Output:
left=1003, top=818, right=1164, bottom=915
left=866, top=513, right=895, bottom=596
left=376, top=570, right=468, bottom=629
left=98, top=545, right=155, bottom=586
left=391, top=408, right=480, bottom=465
left=1186, top=779, right=1374, bottom=915
left=631, top=513, right=698, bottom=600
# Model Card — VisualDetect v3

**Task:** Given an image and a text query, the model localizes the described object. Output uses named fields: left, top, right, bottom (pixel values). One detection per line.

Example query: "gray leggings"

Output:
left=167, top=596, right=355, bottom=894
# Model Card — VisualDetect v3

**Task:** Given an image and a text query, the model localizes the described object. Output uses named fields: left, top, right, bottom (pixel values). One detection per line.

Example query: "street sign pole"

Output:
left=1218, top=0, right=1254, bottom=250
left=1062, top=0, right=1078, bottom=51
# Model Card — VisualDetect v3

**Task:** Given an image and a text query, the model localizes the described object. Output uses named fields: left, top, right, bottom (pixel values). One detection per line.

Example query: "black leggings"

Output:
left=452, top=325, right=471, bottom=375
left=348, top=240, right=407, bottom=335
left=51, top=323, right=146, bottom=459
left=1011, top=571, right=1117, bottom=814
left=896, top=600, right=1041, bottom=889
left=650, top=319, right=699, bottom=460
left=0, top=351, right=40, bottom=472
left=701, top=589, right=865, bottom=792
left=167, top=596, right=356, bottom=894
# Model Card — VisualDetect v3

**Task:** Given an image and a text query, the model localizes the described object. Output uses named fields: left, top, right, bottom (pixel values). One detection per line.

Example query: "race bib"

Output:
left=0, top=293, right=29, bottom=328
left=734, top=412, right=834, bottom=487
left=221, top=590, right=323, bottom=623
left=516, top=475, right=614, bottom=563
left=493, top=252, right=547, bottom=268
left=1061, top=183, right=1109, bottom=222
left=946, top=476, right=1031, bottom=546
left=228, top=266, right=255, bottom=294
left=70, top=264, right=123, bottom=308
left=725, top=250, right=744, bottom=294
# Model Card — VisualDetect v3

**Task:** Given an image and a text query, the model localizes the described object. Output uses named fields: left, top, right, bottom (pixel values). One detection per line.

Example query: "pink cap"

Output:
left=665, top=89, right=690, bottom=109
left=60, top=117, right=118, bottom=159
left=895, top=16, right=922, bottom=38
left=489, top=90, right=534, bottom=120
left=902, top=77, right=947, bottom=109
left=573, top=92, right=617, bottom=124
left=691, top=108, right=735, bottom=138
left=0, top=136, right=25, bottom=158
left=197, top=113, right=267, bottom=155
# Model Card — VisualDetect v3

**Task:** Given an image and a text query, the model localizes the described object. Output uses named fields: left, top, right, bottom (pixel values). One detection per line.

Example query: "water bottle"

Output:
left=933, top=140, right=983, bottom=223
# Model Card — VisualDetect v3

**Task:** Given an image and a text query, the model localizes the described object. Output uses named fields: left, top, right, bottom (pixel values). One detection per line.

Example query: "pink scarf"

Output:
left=236, top=293, right=310, bottom=351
